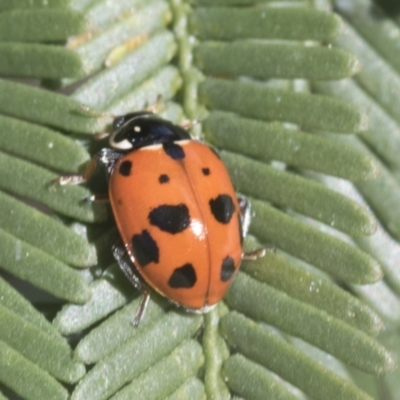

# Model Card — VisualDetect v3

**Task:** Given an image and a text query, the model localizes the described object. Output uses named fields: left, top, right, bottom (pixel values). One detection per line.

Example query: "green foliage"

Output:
left=203, top=111, right=379, bottom=181
left=0, top=0, right=400, bottom=399
left=220, top=312, right=373, bottom=400
left=0, top=9, right=86, bottom=42
left=190, top=7, right=343, bottom=41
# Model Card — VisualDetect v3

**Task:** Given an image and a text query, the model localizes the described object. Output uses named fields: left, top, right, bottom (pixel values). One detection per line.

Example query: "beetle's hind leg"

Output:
left=112, top=242, right=150, bottom=327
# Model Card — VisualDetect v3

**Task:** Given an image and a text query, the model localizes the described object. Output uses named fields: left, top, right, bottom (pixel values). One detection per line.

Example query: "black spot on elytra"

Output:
left=119, top=160, right=132, bottom=176
left=163, top=142, right=185, bottom=160
left=159, top=174, right=170, bottom=184
left=168, top=263, right=197, bottom=288
left=149, top=204, right=190, bottom=234
left=202, top=167, right=210, bottom=176
left=221, top=256, right=235, bottom=282
left=209, top=194, right=235, bottom=224
left=131, top=230, right=159, bottom=267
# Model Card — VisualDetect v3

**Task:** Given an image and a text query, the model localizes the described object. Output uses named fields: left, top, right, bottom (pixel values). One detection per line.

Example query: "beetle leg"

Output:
left=51, top=148, right=123, bottom=187
left=238, top=195, right=251, bottom=239
left=132, top=291, right=150, bottom=327
left=238, top=195, right=267, bottom=260
left=112, top=242, right=151, bottom=326
left=180, top=119, right=200, bottom=130
left=83, top=194, right=110, bottom=203
left=51, top=155, right=99, bottom=187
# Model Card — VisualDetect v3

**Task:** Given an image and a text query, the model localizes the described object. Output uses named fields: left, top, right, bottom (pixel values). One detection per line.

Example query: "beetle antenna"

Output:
left=144, top=94, right=164, bottom=114
left=79, top=104, right=115, bottom=119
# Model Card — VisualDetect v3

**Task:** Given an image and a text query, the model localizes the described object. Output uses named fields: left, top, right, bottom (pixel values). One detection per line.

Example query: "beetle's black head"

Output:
left=110, top=112, right=190, bottom=151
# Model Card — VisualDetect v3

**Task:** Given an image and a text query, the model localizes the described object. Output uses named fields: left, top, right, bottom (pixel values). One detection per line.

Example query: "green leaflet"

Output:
left=110, top=340, right=204, bottom=400
left=0, top=0, right=68, bottom=11
left=0, top=275, right=60, bottom=337
left=107, top=66, right=183, bottom=116
left=225, top=275, right=395, bottom=374
left=336, top=0, right=400, bottom=76
left=0, top=191, right=96, bottom=267
left=70, top=312, right=203, bottom=400
left=223, top=355, right=302, bottom=400
left=54, top=0, right=172, bottom=87
left=74, top=299, right=168, bottom=364
left=356, top=150, right=400, bottom=242
left=374, top=330, right=400, bottom=398
left=0, top=228, right=91, bottom=303
left=250, top=198, right=382, bottom=284
left=222, top=150, right=376, bottom=237
left=0, top=1, right=398, bottom=399
left=0, top=43, right=83, bottom=78
left=0, top=340, right=68, bottom=400
left=220, top=312, right=377, bottom=400
left=203, top=111, right=379, bottom=181
left=352, top=280, right=400, bottom=326
left=164, top=377, right=206, bottom=400
left=195, top=42, right=359, bottom=80
left=0, top=79, right=109, bottom=133
left=53, top=264, right=134, bottom=335
left=355, top=222, right=400, bottom=298
left=199, top=78, right=368, bottom=133
left=0, top=114, right=90, bottom=172
left=192, top=0, right=304, bottom=6
left=0, top=9, right=86, bottom=42
left=84, top=0, right=151, bottom=31
left=202, top=306, right=230, bottom=400
left=243, top=236, right=383, bottom=336
left=190, top=7, right=342, bottom=41
left=335, top=20, right=400, bottom=127
left=0, top=150, right=109, bottom=223
left=72, top=30, right=177, bottom=109
left=0, top=305, right=85, bottom=383
left=315, top=79, right=400, bottom=171
left=315, top=80, right=400, bottom=241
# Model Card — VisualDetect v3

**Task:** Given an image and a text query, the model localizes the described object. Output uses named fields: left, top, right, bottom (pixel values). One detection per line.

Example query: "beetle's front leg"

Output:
left=53, top=155, right=99, bottom=187
left=52, top=149, right=122, bottom=186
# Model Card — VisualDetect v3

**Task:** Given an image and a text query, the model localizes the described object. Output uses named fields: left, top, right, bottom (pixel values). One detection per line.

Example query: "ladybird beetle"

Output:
left=56, top=111, right=264, bottom=325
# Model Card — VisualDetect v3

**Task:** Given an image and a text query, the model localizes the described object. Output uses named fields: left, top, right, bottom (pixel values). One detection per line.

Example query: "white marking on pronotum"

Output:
left=140, top=140, right=190, bottom=151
